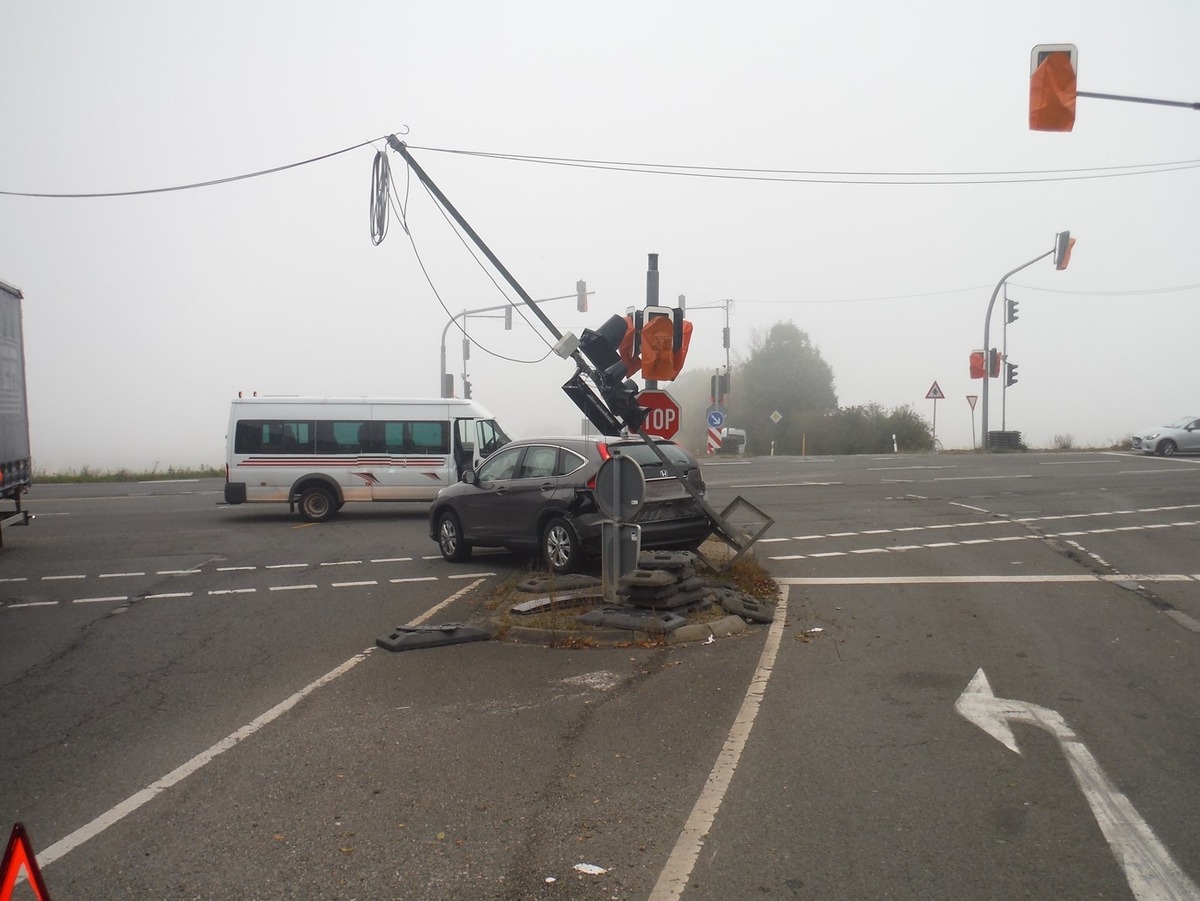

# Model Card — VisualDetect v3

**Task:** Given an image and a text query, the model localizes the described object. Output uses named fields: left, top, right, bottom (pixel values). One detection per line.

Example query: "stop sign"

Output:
left=638, top=389, right=681, bottom=440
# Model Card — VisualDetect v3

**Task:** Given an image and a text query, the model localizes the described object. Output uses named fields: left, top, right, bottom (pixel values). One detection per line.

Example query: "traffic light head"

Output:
left=1006, top=298, right=1019, bottom=324
left=576, top=279, right=588, bottom=312
left=1029, top=45, right=1077, bottom=132
left=1005, top=362, right=1019, bottom=387
left=969, top=350, right=986, bottom=380
left=1054, top=231, right=1075, bottom=270
left=578, top=314, right=632, bottom=379
left=988, top=348, right=1002, bottom=379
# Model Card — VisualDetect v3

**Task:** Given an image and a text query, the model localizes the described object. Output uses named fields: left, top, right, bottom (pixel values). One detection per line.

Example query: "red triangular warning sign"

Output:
left=1, top=823, right=52, bottom=901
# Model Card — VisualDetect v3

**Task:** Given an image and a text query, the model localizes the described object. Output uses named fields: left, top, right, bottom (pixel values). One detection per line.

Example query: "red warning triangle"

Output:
left=1, top=823, right=52, bottom=901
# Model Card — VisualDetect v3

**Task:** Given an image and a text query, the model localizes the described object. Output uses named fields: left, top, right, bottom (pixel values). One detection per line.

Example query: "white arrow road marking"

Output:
left=956, top=668, right=1199, bottom=900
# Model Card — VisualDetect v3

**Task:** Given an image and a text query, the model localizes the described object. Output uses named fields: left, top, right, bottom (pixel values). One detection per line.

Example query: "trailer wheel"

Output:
left=298, top=486, right=336, bottom=523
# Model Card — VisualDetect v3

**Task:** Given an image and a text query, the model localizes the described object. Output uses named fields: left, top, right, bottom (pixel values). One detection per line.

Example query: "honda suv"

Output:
left=429, top=435, right=710, bottom=574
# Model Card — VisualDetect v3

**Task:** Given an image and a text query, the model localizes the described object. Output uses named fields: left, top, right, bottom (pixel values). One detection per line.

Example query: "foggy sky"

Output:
left=2, top=1, right=1197, bottom=471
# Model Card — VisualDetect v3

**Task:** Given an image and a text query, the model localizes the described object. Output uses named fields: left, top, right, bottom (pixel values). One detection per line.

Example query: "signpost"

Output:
left=926, top=381, right=945, bottom=451
left=594, top=454, right=646, bottom=601
left=705, top=406, right=725, bottom=455
left=639, top=389, right=681, bottom=440
left=967, top=394, right=979, bottom=449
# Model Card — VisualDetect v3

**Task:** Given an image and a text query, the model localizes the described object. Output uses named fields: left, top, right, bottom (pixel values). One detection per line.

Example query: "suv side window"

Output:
left=519, top=445, right=558, bottom=479
left=477, top=446, right=522, bottom=482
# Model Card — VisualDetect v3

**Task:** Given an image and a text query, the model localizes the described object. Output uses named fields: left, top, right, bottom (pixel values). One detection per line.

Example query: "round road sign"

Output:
left=594, top=454, right=646, bottom=520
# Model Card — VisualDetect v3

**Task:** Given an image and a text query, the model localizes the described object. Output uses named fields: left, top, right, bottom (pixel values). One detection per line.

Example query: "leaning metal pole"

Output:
left=980, top=249, right=1051, bottom=449
left=389, top=137, right=764, bottom=565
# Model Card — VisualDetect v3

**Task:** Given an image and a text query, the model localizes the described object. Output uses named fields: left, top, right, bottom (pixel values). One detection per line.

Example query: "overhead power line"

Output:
left=406, top=145, right=1200, bottom=186
left=0, top=134, right=394, bottom=199
left=3, top=131, right=1200, bottom=198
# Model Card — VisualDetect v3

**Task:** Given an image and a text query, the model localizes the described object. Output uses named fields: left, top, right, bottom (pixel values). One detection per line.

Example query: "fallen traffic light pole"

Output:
left=384, top=137, right=770, bottom=566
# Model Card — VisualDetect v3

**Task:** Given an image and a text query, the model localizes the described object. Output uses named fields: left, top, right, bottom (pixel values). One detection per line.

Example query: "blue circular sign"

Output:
left=707, top=410, right=726, bottom=428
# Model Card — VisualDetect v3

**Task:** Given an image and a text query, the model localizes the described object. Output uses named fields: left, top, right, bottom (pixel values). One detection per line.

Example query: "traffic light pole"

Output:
left=387, top=137, right=566, bottom=345
left=1001, top=284, right=1009, bottom=431
left=439, top=294, right=575, bottom=397
left=389, top=137, right=763, bottom=566
left=980, top=250, right=1051, bottom=448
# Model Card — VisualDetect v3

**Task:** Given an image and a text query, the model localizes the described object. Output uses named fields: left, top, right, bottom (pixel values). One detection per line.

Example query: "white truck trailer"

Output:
left=0, top=279, right=32, bottom=544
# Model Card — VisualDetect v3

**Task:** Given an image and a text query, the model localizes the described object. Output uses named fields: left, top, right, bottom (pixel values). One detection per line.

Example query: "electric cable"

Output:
left=405, top=145, right=1200, bottom=186
left=0, top=133, right=403, bottom=199
left=369, top=150, right=391, bottom=246
left=388, top=172, right=553, bottom=366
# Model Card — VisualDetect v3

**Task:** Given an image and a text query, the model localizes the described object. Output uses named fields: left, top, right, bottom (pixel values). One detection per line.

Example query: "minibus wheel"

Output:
left=298, top=486, right=336, bottom=522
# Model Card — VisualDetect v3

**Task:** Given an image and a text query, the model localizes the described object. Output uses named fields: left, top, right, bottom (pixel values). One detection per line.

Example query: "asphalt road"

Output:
left=1, top=450, right=1198, bottom=899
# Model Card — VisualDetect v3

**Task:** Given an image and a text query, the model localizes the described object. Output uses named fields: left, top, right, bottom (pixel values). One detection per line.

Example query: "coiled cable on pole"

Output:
left=370, top=150, right=391, bottom=245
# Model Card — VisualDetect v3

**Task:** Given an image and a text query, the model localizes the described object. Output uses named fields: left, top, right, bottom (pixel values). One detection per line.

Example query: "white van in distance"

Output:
left=224, top=396, right=510, bottom=522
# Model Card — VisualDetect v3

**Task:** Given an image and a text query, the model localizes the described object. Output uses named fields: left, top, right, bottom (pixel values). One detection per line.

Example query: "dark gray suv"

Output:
left=428, top=435, right=710, bottom=574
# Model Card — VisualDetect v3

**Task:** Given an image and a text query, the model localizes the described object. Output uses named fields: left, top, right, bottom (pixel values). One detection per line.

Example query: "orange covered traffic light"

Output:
left=1030, top=46, right=1078, bottom=132
left=639, top=312, right=693, bottom=381
left=969, top=350, right=986, bottom=380
left=1054, top=231, right=1076, bottom=270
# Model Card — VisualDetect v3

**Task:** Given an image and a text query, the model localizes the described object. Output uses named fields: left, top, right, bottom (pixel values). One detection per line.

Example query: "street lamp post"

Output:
left=439, top=293, right=578, bottom=397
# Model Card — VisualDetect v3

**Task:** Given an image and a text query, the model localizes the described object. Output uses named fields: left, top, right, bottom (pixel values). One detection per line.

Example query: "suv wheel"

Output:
left=542, top=516, right=583, bottom=574
left=436, top=510, right=473, bottom=562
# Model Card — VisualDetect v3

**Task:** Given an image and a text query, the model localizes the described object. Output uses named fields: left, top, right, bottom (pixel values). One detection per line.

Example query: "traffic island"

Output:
left=483, top=544, right=778, bottom=648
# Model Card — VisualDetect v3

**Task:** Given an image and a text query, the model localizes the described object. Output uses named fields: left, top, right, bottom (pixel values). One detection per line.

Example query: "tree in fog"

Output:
left=736, top=321, right=837, bottom=455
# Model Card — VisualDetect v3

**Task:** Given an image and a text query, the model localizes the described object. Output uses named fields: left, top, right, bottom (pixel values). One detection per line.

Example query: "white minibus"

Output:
left=224, top=396, right=510, bottom=521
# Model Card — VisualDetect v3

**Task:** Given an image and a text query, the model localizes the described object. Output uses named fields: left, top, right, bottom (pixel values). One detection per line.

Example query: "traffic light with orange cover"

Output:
left=969, top=350, right=986, bottom=380
left=1030, top=47, right=1077, bottom=132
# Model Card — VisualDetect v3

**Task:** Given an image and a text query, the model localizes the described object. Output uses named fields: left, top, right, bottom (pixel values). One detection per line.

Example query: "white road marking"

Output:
left=649, top=588, right=789, bottom=901
left=208, top=588, right=257, bottom=596
left=73, top=596, right=128, bottom=605
left=320, top=560, right=362, bottom=567
left=7, top=601, right=58, bottom=608
left=216, top=566, right=255, bottom=572
left=100, top=572, right=146, bottom=578
left=156, top=569, right=200, bottom=575
left=390, top=577, right=438, bottom=584
left=145, top=592, right=193, bottom=599
left=1164, top=611, right=1200, bottom=632
left=331, top=580, right=377, bottom=588
left=33, top=578, right=490, bottom=872
left=956, top=669, right=1199, bottom=900
left=448, top=572, right=497, bottom=579
left=370, top=557, right=412, bottom=563
left=268, top=584, right=318, bottom=592
left=42, top=574, right=85, bottom=581
left=266, top=563, right=307, bottom=569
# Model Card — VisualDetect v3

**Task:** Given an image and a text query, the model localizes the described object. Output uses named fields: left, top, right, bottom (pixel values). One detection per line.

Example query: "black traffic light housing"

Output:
left=1005, top=362, right=1019, bottom=387
left=988, top=348, right=1002, bottom=379
left=1006, top=298, right=1019, bottom=324
left=567, top=313, right=645, bottom=435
